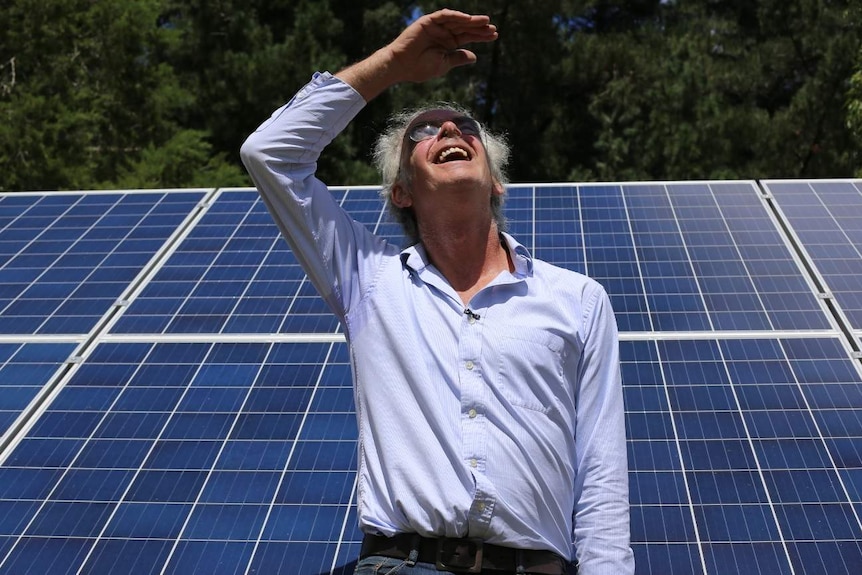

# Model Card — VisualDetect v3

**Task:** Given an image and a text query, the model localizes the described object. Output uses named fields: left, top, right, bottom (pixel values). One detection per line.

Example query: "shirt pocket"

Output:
left=494, top=326, right=568, bottom=415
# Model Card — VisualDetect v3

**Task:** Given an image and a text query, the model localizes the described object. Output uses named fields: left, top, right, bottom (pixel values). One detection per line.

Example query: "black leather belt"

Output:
left=360, top=533, right=568, bottom=574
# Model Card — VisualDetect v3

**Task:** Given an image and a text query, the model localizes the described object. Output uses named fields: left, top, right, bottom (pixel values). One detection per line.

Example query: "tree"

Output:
left=574, top=0, right=862, bottom=180
left=0, top=0, right=247, bottom=191
left=2, top=0, right=860, bottom=190
left=849, top=50, right=862, bottom=176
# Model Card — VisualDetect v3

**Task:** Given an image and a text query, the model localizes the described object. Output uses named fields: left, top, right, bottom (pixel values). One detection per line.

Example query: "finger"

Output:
left=433, top=19, right=495, bottom=36
left=451, top=28, right=498, bottom=46
left=441, top=18, right=495, bottom=33
left=426, top=9, right=489, bottom=27
left=422, top=22, right=497, bottom=52
left=442, top=49, right=478, bottom=71
left=425, top=11, right=496, bottom=41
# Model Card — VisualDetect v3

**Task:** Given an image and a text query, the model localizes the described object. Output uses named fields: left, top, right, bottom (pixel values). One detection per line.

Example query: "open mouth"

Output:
left=436, top=146, right=471, bottom=163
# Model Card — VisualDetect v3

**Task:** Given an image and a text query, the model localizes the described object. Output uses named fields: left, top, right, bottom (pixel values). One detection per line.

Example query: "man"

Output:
left=241, top=9, right=633, bottom=575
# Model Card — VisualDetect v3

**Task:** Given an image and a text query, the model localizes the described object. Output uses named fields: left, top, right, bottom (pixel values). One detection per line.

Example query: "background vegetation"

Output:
left=2, top=0, right=861, bottom=191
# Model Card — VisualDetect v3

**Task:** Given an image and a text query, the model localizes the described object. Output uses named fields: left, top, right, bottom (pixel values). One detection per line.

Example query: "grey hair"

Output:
left=372, top=104, right=510, bottom=244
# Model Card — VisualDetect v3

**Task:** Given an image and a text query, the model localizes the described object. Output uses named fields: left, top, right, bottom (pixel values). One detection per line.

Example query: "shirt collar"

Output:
left=500, top=232, right=533, bottom=277
left=400, top=232, right=534, bottom=278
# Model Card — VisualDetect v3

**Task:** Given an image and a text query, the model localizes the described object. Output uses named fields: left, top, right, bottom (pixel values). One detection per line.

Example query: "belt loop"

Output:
left=406, top=534, right=421, bottom=566
left=515, top=549, right=526, bottom=575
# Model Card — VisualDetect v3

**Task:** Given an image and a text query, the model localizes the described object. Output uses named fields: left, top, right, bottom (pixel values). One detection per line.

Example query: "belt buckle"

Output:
left=435, top=538, right=483, bottom=573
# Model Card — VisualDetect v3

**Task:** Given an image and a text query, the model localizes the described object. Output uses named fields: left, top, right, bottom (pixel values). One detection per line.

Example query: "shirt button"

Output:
left=468, top=408, right=477, bottom=418
left=468, top=315, right=476, bottom=324
left=465, top=360, right=474, bottom=370
left=476, top=502, right=486, bottom=512
left=470, top=458, right=478, bottom=468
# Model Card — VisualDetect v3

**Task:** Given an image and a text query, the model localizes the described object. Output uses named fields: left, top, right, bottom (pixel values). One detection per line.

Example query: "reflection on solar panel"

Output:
left=0, top=181, right=860, bottom=575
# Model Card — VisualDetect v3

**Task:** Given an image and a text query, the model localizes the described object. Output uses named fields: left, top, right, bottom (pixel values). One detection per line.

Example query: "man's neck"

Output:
left=419, top=219, right=512, bottom=306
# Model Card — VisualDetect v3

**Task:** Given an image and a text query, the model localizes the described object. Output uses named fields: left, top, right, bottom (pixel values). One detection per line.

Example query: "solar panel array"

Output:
left=0, top=181, right=860, bottom=575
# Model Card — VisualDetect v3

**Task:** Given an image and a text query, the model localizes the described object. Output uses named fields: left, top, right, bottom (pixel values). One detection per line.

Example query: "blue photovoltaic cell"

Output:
left=0, top=192, right=205, bottom=335
left=1, top=337, right=860, bottom=574
left=112, top=189, right=357, bottom=335
left=530, top=182, right=828, bottom=332
left=624, top=337, right=862, bottom=574
left=531, top=186, right=586, bottom=275
left=0, top=340, right=358, bottom=575
left=763, top=180, right=862, bottom=331
left=0, top=342, right=77, bottom=438
left=114, top=186, right=406, bottom=335
left=1, top=181, right=860, bottom=575
left=111, top=184, right=827, bottom=336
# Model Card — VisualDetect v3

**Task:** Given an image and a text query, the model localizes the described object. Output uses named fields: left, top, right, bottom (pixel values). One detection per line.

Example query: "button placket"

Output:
left=457, top=305, right=491, bottom=531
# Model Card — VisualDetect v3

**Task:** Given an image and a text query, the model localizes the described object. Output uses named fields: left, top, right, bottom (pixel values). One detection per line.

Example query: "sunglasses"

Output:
left=406, top=116, right=482, bottom=143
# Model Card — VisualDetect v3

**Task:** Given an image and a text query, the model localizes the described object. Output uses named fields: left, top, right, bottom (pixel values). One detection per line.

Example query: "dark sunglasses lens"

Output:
left=457, top=118, right=480, bottom=135
left=408, top=123, right=440, bottom=142
left=407, top=117, right=480, bottom=143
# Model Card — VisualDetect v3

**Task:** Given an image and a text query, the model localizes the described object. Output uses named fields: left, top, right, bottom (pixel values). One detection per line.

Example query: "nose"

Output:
left=438, top=120, right=462, bottom=138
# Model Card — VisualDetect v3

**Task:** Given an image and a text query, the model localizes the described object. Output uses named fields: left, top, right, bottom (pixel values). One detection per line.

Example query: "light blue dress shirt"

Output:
left=241, top=72, right=634, bottom=574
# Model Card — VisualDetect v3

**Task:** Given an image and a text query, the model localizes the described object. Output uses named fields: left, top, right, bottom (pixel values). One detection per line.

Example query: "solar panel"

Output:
left=0, top=191, right=209, bottom=335
left=0, top=181, right=860, bottom=575
left=625, top=336, right=862, bottom=573
left=110, top=189, right=347, bottom=336
left=113, top=183, right=830, bottom=336
left=0, top=342, right=78, bottom=439
left=0, top=340, right=357, bottom=574
left=762, top=180, right=862, bottom=335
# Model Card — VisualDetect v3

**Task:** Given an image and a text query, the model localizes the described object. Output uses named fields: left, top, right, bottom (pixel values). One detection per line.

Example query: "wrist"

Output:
left=335, top=46, right=400, bottom=102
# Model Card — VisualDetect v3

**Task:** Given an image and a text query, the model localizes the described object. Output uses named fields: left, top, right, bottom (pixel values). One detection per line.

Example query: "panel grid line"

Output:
left=71, top=342, right=231, bottom=574
left=0, top=341, right=171, bottom=571
left=761, top=180, right=862, bottom=358
left=662, top=184, right=717, bottom=332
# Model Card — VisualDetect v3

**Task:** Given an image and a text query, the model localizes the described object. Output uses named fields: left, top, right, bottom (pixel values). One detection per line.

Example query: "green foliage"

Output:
left=850, top=56, right=862, bottom=176
left=565, top=0, right=861, bottom=180
left=106, top=129, right=247, bottom=189
left=2, top=0, right=178, bottom=190
left=1, top=0, right=861, bottom=191
left=844, top=2, right=862, bottom=177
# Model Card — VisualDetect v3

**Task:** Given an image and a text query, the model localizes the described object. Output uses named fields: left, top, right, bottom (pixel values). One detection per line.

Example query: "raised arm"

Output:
left=336, top=9, right=497, bottom=101
left=240, top=9, right=497, bottom=318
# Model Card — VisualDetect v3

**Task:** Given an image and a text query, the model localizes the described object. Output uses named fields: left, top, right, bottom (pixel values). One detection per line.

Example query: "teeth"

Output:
left=438, top=147, right=469, bottom=162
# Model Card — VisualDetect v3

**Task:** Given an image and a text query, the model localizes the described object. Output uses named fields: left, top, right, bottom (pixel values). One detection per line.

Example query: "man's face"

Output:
left=394, top=109, right=502, bottom=211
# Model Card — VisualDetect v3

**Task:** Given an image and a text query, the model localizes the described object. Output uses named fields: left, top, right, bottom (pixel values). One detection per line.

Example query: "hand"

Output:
left=336, top=9, right=497, bottom=101
left=385, top=9, right=498, bottom=83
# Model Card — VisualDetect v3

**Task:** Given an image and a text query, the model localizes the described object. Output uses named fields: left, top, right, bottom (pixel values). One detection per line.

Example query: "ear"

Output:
left=391, top=182, right=413, bottom=208
left=491, top=181, right=505, bottom=197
